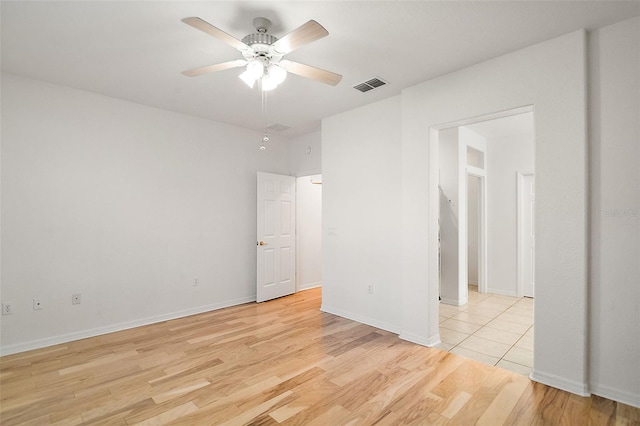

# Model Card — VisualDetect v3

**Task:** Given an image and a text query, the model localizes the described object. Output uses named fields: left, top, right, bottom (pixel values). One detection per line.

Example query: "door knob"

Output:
left=258, top=241, right=267, bottom=246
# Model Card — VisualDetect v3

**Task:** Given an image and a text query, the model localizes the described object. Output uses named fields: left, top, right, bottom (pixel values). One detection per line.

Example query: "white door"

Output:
left=521, top=174, right=535, bottom=298
left=257, top=172, right=296, bottom=302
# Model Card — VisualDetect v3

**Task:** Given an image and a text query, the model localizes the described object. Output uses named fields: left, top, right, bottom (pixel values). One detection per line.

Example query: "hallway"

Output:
left=438, top=286, right=534, bottom=376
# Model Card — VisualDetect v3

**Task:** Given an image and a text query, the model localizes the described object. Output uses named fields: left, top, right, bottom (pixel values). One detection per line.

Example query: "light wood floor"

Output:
left=1, top=288, right=638, bottom=425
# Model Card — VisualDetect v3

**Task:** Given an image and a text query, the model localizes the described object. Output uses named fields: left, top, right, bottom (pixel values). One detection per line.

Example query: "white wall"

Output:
left=588, top=17, right=640, bottom=407
left=322, top=23, right=638, bottom=405
left=486, top=131, right=534, bottom=296
left=402, top=30, right=588, bottom=395
left=295, top=175, right=322, bottom=291
left=322, top=95, right=402, bottom=332
left=323, top=33, right=590, bottom=380
left=0, top=73, right=290, bottom=354
left=289, top=131, right=321, bottom=177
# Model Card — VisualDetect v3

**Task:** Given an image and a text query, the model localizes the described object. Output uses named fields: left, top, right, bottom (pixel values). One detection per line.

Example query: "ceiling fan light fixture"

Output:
left=239, top=69, right=256, bottom=88
left=239, top=59, right=266, bottom=88
left=261, top=74, right=278, bottom=91
left=268, top=64, right=287, bottom=85
left=247, top=59, right=265, bottom=79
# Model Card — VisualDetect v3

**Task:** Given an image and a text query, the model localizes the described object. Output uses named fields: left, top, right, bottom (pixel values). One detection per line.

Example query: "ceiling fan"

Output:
left=181, top=16, right=342, bottom=90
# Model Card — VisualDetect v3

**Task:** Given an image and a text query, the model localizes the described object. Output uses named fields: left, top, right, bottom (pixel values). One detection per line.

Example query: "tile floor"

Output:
left=436, top=286, right=534, bottom=376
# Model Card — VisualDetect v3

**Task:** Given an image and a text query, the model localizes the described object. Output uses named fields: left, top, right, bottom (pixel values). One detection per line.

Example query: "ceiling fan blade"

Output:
left=281, top=60, right=342, bottom=86
left=182, top=59, right=247, bottom=77
left=182, top=17, right=250, bottom=52
left=271, top=20, right=329, bottom=55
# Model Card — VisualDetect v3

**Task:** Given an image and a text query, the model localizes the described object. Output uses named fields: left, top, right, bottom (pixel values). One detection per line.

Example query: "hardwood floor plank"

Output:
left=131, top=401, right=198, bottom=426
left=475, top=373, right=530, bottom=425
left=303, top=405, right=352, bottom=426
left=558, top=393, right=593, bottom=426
left=1, top=288, right=638, bottom=425
left=151, top=377, right=211, bottom=404
left=447, top=366, right=512, bottom=424
left=80, top=396, right=156, bottom=424
left=268, top=402, right=308, bottom=423
left=439, top=390, right=473, bottom=418
left=589, top=395, right=617, bottom=426
left=617, top=401, right=640, bottom=423
left=218, top=390, right=294, bottom=426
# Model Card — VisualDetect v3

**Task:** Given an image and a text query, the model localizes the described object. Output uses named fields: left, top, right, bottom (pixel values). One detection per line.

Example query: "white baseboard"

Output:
left=530, top=369, right=590, bottom=397
left=320, top=305, right=401, bottom=335
left=0, top=295, right=256, bottom=356
left=487, top=287, right=518, bottom=297
left=399, top=331, right=441, bottom=347
left=297, top=281, right=322, bottom=291
left=591, top=383, right=640, bottom=408
left=440, top=297, right=468, bottom=306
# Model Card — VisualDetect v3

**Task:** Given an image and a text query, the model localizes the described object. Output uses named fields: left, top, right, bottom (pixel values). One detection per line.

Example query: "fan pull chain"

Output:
left=260, top=87, right=269, bottom=150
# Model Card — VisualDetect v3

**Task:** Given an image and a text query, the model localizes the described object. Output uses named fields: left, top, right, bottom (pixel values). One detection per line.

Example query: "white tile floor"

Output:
left=437, top=286, right=534, bottom=376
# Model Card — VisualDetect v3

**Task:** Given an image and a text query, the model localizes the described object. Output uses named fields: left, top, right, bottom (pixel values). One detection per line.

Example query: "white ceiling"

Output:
left=2, top=1, right=638, bottom=137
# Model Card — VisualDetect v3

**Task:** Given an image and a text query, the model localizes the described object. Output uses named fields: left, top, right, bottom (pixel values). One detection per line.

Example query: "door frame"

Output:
left=467, top=167, right=487, bottom=294
left=429, top=106, right=533, bottom=306
left=517, top=171, right=535, bottom=298
left=294, top=174, right=323, bottom=292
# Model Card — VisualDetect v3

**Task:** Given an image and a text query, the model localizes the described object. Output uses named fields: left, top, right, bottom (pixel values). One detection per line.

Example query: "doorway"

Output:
left=437, top=128, right=487, bottom=306
left=256, top=173, right=323, bottom=301
left=436, top=109, right=536, bottom=376
left=518, top=172, right=535, bottom=298
left=467, top=173, right=484, bottom=294
left=295, top=174, right=323, bottom=291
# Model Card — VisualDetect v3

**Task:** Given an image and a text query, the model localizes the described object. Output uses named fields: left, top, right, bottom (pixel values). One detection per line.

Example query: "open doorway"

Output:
left=518, top=172, right=535, bottom=298
left=295, top=174, right=322, bottom=291
left=437, top=110, right=535, bottom=377
left=467, top=173, right=482, bottom=294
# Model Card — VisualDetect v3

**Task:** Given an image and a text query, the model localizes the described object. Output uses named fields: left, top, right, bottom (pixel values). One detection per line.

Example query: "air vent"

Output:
left=353, top=77, right=387, bottom=93
left=267, top=123, right=291, bottom=132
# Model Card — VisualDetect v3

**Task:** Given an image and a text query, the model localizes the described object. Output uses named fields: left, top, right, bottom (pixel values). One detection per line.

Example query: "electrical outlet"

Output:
left=33, top=298, right=43, bottom=310
left=2, top=303, right=12, bottom=315
left=72, top=294, right=81, bottom=305
left=193, top=277, right=199, bottom=286
left=368, top=285, right=374, bottom=294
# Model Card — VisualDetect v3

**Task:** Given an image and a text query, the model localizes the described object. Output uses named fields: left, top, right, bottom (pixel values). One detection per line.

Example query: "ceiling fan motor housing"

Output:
left=241, top=32, right=283, bottom=63
left=242, top=33, right=278, bottom=49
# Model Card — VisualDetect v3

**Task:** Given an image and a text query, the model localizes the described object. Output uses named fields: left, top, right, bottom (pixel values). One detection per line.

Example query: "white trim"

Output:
left=440, top=296, right=468, bottom=307
left=458, top=137, right=469, bottom=305
left=433, top=105, right=534, bottom=131
left=295, top=173, right=323, bottom=297
left=486, top=287, right=518, bottom=297
left=517, top=171, right=535, bottom=298
left=466, top=165, right=486, bottom=177
left=467, top=169, right=488, bottom=294
left=320, top=305, right=401, bottom=335
left=0, top=296, right=256, bottom=356
left=430, top=127, right=441, bottom=324
left=530, top=369, right=590, bottom=397
left=400, top=331, right=441, bottom=347
left=297, top=282, right=322, bottom=291
left=590, top=383, right=640, bottom=409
